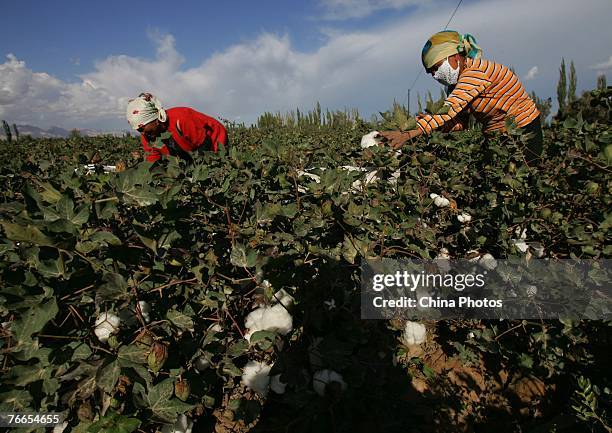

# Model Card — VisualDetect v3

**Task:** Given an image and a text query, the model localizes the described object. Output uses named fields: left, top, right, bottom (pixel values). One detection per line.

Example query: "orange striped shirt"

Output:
left=416, top=58, right=540, bottom=135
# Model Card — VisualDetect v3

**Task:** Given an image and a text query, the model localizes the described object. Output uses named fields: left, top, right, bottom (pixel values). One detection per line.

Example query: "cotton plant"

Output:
left=94, top=312, right=120, bottom=344
left=313, top=369, right=347, bottom=397
left=402, top=321, right=427, bottom=346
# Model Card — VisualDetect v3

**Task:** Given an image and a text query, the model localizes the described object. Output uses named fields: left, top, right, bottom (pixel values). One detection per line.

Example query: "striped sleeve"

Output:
left=416, top=68, right=492, bottom=135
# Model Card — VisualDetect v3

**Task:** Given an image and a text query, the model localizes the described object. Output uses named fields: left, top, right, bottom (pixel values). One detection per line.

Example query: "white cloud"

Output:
left=0, top=0, right=610, bottom=129
left=523, top=66, right=539, bottom=81
left=318, top=0, right=429, bottom=20
left=589, top=55, right=612, bottom=71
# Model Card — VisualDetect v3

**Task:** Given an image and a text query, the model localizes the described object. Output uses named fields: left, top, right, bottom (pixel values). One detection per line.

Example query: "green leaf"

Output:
left=166, top=309, right=194, bottom=332
left=97, top=359, right=121, bottom=393
left=248, top=330, right=276, bottom=350
left=96, top=273, right=129, bottom=302
left=144, top=378, right=195, bottom=423
left=228, top=339, right=249, bottom=356
left=118, top=344, right=149, bottom=364
left=88, top=231, right=121, bottom=246
left=1, top=222, right=54, bottom=246
left=518, top=353, right=534, bottom=369
left=87, top=412, right=141, bottom=433
left=10, top=298, right=58, bottom=359
left=230, top=244, right=257, bottom=268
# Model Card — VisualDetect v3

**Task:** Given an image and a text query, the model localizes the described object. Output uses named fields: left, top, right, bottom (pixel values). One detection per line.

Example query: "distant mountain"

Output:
left=0, top=124, right=132, bottom=139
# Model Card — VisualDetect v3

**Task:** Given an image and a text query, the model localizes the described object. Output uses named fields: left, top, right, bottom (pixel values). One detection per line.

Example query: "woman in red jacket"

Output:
left=126, top=92, right=228, bottom=162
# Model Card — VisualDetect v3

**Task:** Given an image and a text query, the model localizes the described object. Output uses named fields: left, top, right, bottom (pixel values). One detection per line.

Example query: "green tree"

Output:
left=568, top=60, right=577, bottom=103
left=12, top=123, right=19, bottom=140
left=2, top=120, right=12, bottom=142
left=530, top=91, right=552, bottom=125
left=557, top=58, right=567, bottom=116
left=597, top=74, right=607, bottom=90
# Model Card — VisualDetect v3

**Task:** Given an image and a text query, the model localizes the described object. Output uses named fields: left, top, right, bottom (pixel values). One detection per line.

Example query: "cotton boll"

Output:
left=457, top=212, right=472, bottom=223
left=244, top=304, right=293, bottom=342
left=511, top=239, right=529, bottom=253
left=430, top=193, right=450, bottom=207
left=271, top=374, right=287, bottom=394
left=242, top=361, right=272, bottom=396
left=297, top=171, right=321, bottom=184
left=402, top=321, right=427, bottom=346
left=479, top=253, right=498, bottom=270
left=515, top=227, right=528, bottom=239
left=360, top=131, right=382, bottom=148
left=161, top=414, right=194, bottom=433
left=313, top=370, right=347, bottom=397
left=94, top=312, right=120, bottom=344
left=388, top=168, right=401, bottom=186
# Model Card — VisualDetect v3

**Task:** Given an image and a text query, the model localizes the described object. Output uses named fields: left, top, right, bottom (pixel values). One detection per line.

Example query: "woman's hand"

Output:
left=378, top=129, right=422, bottom=148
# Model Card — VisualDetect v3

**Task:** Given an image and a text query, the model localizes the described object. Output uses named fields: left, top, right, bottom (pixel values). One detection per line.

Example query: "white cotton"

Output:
left=511, top=239, right=529, bottom=253
left=242, top=360, right=272, bottom=396
left=94, top=312, right=120, bottom=344
left=270, top=374, right=287, bottom=394
left=313, top=370, right=347, bottom=397
left=360, top=131, right=383, bottom=148
left=515, top=227, right=528, bottom=239
left=430, top=193, right=450, bottom=207
left=161, top=414, right=194, bottom=433
left=402, top=321, right=427, bottom=346
left=244, top=304, right=293, bottom=342
left=457, top=212, right=472, bottom=223
left=138, top=301, right=151, bottom=323
left=297, top=171, right=321, bottom=184
left=388, top=169, right=401, bottom=186
left=479, top=253, right=498, bottom=270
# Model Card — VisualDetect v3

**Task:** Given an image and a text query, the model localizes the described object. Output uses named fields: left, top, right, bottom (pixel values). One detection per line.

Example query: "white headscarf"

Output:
left=126, top=92, right=167, bottom=130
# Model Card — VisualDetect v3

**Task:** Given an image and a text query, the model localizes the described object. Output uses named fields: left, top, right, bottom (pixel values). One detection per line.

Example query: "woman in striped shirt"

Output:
left=381, top=31, right=543, bottom=163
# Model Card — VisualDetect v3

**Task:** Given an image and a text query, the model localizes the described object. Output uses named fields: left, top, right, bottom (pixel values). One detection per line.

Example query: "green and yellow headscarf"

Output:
left=421, top=30, right=482, bottom=70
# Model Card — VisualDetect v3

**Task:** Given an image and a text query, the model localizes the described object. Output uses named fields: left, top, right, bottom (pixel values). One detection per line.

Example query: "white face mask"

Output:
left=433, top=58, right=460, bottom=86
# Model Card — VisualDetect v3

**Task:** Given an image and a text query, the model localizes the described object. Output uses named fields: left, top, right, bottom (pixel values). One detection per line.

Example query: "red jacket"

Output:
left=141, top=107, right=228, bottom=162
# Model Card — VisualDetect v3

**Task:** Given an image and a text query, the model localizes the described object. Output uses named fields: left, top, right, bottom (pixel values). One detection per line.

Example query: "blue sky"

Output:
left=1, top=0, right=611, bottom=130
